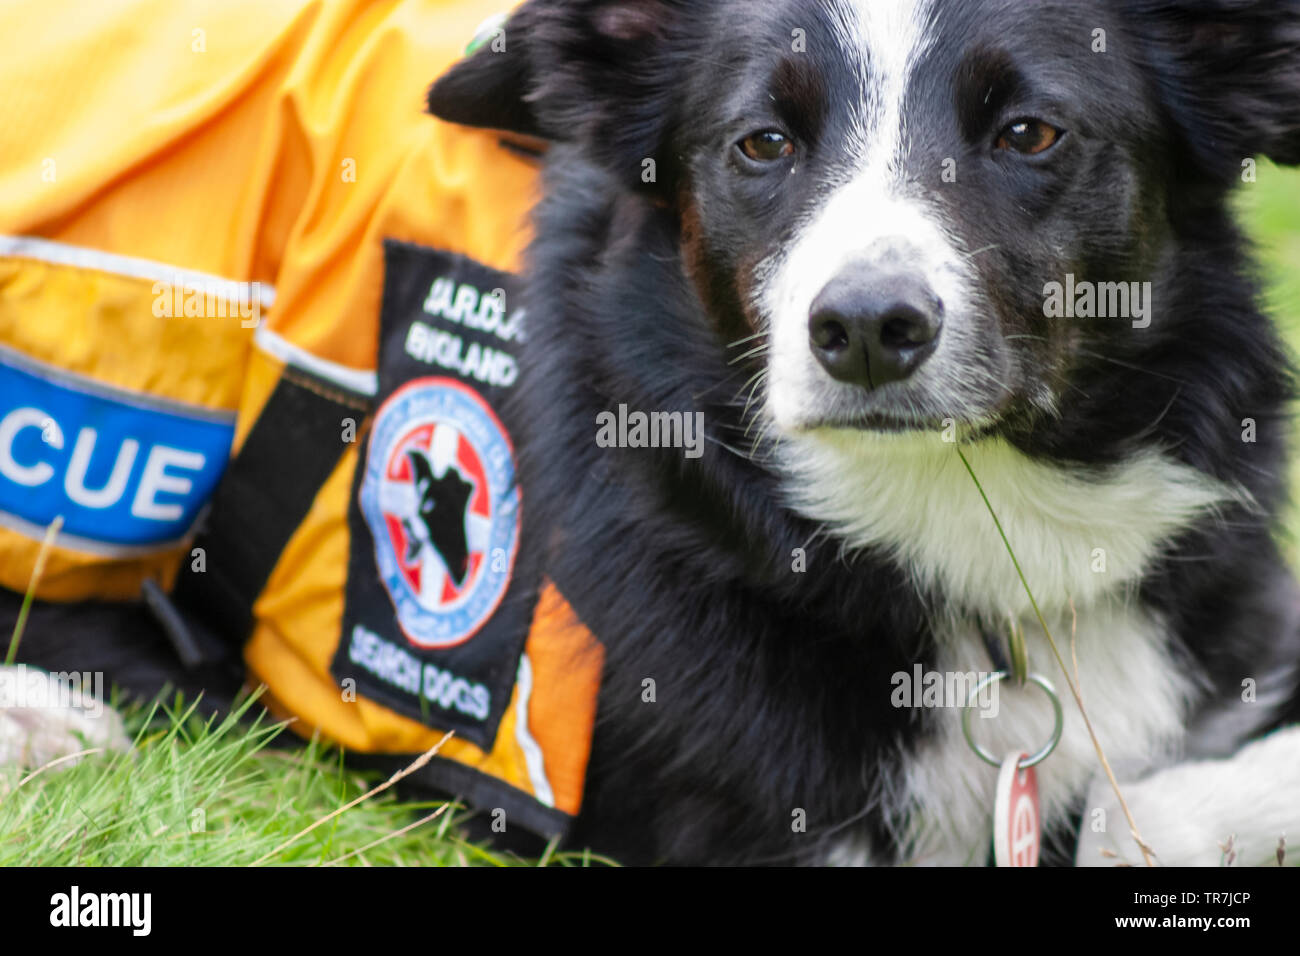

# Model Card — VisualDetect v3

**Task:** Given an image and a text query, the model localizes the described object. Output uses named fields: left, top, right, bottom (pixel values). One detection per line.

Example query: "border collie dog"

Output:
left=430, top=0, right=1300, bottom=865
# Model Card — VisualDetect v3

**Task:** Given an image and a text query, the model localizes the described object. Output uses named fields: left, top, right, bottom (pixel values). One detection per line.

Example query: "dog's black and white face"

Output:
left=432, top=0, right=1300, bottom=622
left=428, top=1, right=1300, bottom=866
left=725, top=0, right=1160, bottom=436
left=433, top=0, right=1299, bottom=442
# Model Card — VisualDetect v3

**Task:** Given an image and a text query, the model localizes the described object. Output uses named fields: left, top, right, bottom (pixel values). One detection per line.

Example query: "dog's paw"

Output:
left=0, top=665, right=131, bottom=773
left=1076, top=725, right=1300, bottom=866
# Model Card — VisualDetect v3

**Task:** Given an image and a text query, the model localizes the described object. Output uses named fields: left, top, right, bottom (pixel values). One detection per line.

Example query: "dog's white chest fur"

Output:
left=779, top=432, right=1231, bottom=618
left=782, top=433, right=1236, bottom=865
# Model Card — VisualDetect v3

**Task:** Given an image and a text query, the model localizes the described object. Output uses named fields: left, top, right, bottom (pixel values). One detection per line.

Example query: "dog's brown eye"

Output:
left=739, top=130, right=795, bottom=162
left=996, top=119, right=1061, bottom=155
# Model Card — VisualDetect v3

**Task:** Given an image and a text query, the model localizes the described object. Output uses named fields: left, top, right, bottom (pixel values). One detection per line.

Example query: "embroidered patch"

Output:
left=360, top=377, right=520, bottom=649
left=334, top=241, right=539, bottom=747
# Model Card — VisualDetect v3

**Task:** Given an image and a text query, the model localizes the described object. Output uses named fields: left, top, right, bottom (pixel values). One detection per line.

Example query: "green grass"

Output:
left=1240, top=161, right=1300, bottom=345
left=0, top=692, right=601, bottom=866
left=1241, top=162, right=1300, bottom=567
left=2, top=166, right=1298, bottom=868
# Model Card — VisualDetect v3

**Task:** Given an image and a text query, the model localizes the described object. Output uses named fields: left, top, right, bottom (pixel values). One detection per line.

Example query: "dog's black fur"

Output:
left=429, top=0, right=1300, bottom=866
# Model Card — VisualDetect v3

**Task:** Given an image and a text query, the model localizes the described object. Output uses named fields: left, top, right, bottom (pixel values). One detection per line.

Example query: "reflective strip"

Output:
left=0, top=343, right=236, bottom=425
left=0, top=234, right=276, bottom=310
left=514, top=653, right=555, bottom=808
left=253, top=325, right=379, bottom=397
left=0, top=507, right=193, bottom=558
left=0, top=234, right=377, bottom=398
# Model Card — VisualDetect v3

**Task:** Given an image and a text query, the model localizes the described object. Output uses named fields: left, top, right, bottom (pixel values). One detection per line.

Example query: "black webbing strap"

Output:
left=170, top=366, right=372, bottom=656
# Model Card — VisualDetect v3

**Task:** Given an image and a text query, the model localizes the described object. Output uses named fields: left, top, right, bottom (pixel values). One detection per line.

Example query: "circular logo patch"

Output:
left=360, top=377, right=520, bottom=649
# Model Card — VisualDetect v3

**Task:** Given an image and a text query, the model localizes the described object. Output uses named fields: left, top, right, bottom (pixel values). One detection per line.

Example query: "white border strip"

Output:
left=254, top=325, right=379, bottom=397
left=0, top=342, right=237, bottom=425
left=0, top=234, right=276, bottom=310
left=0, top=234, right=378, bottom=399
left=513, top=653, right=555, bottom=809
left=0, top=507, right=197, bottom=559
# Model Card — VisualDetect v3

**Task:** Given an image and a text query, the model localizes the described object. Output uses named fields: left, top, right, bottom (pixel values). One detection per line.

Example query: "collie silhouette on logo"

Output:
left=401, top=448, right=473, bottom=587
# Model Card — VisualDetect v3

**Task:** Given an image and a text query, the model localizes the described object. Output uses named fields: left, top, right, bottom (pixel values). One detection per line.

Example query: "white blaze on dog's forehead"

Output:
left=760, top=0, right=972, bottom=431
left=830, top=0, right=938, bottom=174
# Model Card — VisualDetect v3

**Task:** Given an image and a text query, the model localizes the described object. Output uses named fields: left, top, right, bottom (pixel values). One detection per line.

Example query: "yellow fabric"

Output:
left=0, top=0, right=537, bottom=594
left=0, top=0, right=534, bottom=293
left=0, top=259, right=252, bottom=413
left=0, top=255, right=254, bottom=598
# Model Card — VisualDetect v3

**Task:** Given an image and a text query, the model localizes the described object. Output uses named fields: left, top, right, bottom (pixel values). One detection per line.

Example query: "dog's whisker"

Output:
left=728, top=343, right=772, bottom=366
left=961, top=243, right=1002, bottom=260
left=727, top=330, right=768, bottom=349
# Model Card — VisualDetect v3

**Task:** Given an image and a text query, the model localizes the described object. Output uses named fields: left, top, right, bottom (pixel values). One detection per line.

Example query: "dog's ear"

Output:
left=427, top=8, right=544, bottom=137
left=1134, top=0, right=1300, bottom=170
left=428, top=1, right=687, bottom=177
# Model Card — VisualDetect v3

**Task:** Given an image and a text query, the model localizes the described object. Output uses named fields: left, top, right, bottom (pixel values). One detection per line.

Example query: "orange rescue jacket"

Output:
left=0, top=0, right=600, bottom=837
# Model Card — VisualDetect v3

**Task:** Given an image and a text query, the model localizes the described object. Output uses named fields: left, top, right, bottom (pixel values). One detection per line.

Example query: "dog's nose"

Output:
left=808, top=272, right=943, bottom=389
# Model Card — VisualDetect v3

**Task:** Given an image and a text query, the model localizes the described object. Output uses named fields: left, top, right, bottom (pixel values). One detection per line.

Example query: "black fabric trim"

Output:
left=346, top=751, right=573, bottom=841
left=141, top=578, right=210, bottom=669
left=172, top=367, right=371, bottom=650
left=0, top=587, right=245, bottom=716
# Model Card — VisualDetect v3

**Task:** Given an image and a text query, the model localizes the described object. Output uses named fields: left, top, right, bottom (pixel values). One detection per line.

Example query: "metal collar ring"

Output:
left=961, top=671, right=1064, bottom=769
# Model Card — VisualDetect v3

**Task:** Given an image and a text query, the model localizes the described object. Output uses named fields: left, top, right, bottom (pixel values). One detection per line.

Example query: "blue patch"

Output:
left=0, top=358, right=234, bottom=550
left=359, top=377, right=520, bottom=649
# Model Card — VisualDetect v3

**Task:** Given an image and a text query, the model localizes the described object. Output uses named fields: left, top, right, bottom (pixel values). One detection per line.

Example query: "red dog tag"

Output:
left=994, top=751, right=1040, bottom=867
